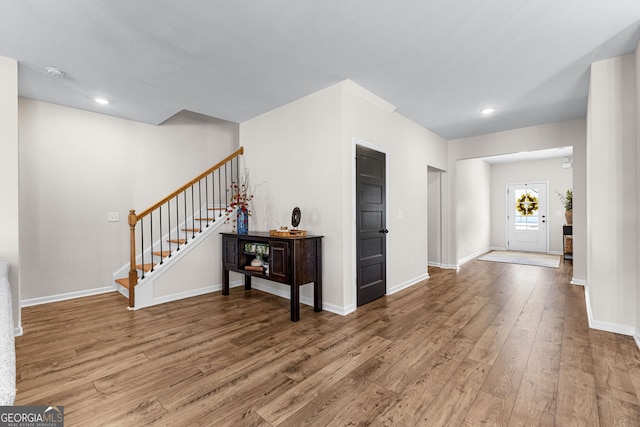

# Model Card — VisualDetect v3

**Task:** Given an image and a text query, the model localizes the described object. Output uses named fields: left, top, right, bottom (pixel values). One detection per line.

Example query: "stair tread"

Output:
left=195, top=217, right=214, bottom=221
left=181, top=228, right=200, bottom=232
left=136, top=263, right=155, bottom=272
left=167, top=238, right=187, bottom=244
left=208, top=207, right=226, bottom=210
left=153, top=250, right=171, bottom=257
left=115, top=278, right=130, bottom=289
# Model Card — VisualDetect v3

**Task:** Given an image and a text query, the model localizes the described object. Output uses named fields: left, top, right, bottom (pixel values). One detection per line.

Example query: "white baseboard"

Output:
left=251, top=281, right=347, bottom=316
left=549, top=250, right=563, bottom=256
left=387, top=273, right=429, bottom=295
left=458, top=248, right=491, bottom=266
left=13, top=326, right=22, bottom=337
left=490, top=246, right=507, bottom=251
left=21, top=285, right=116, bottom=307
left=570, top=277, right=586, bottom=286
left=584, top=286, right=636, bottom=336
left=634, top=334, right=640, bottom=351
left=428, top=262, right=459, bottom=270
left=152, top=281, right=244, bottom=306
left=251, top=272, right=430, bottom=317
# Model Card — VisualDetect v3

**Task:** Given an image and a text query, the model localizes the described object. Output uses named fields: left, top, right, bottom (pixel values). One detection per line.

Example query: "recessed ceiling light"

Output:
left=45, top=67, right=65, bottom=79
left=480, top=107, right=495, bottom=115
left=94, top=97, right=110, bottom=105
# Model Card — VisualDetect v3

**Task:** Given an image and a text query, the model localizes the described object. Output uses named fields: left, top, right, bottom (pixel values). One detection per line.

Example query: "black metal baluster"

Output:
left=236, top=156, right=240, bottom=187
left=150, top=212, right=154, bottom=272
left=204, top=176, right=209, bottom=228
left=140, top=217, right=145, bottom=280
left=191, top=185, right=195, bottom=238
left=218, top=168, right=222, bottom=218
left=175, top=195, right=180, bottom=251
left=196, top=182, right=200, bottom=233
left=167, top=199, right=172, bottom=256
left=183, top=190, right=188, bottom=244
left=225, top=163, right=228, bottom=210
left=159, top=205, right=164, bottom=264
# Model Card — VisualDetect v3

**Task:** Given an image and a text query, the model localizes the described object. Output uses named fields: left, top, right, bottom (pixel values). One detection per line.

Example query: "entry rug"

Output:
left=478, top=250, right=560, bottom=268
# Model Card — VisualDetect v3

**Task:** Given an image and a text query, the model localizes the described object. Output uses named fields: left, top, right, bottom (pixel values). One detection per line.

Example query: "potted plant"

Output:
left=556, top=189, right=573, bottom=225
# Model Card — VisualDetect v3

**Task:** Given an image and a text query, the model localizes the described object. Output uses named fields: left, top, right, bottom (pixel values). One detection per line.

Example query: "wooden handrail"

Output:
left=136, top=146, right=244, bottom=220
left=126, top=146, right=244, bottom=308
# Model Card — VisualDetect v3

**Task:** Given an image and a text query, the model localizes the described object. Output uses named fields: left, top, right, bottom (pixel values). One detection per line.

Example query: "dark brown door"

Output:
left=356, top=145, right=387, bottom=306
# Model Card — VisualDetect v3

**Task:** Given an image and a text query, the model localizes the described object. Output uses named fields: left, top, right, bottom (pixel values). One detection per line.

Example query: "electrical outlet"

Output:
left=108, top=212, right=120, bottom=222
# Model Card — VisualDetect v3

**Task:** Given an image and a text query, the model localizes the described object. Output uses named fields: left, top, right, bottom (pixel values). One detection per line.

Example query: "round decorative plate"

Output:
left=291, top=207, right=301, bottom=228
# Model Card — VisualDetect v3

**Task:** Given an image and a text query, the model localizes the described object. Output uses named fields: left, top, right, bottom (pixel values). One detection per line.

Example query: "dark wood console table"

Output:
left=221, top=232, right=323, bottom=321
left=563, top=225, right=573, bottom=262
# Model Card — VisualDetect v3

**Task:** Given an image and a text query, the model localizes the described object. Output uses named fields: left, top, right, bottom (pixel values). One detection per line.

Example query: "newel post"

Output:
left=128, top=210, right=138, bottom=308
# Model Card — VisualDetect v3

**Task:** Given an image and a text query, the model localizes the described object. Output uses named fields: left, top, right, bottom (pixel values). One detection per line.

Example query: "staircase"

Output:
left=113, top=147, right=244, bottom=309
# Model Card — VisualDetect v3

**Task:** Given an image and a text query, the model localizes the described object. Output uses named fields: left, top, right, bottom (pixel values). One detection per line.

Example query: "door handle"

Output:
left=379, top=229, right=389, bottom=234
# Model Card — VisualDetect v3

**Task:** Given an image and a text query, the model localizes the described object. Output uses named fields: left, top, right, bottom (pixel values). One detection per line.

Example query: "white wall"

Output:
left=455, top=158, right=491, bottom=263
left=587, top=54, right=637, bottom=333
left=636, top=40, right=640, bottom=341
left=0, top=56, right=20, bottom=333
left=239, top=82, right=345, bottom=311
left=19, top=99, right=239, bottom=302
left=240, top=80, right=448, bottom=315
left=448, top=119, right=586, bottom=272
left=341, top=81, right=448, bottom=308
left=489, top=157, right=573, bottom=254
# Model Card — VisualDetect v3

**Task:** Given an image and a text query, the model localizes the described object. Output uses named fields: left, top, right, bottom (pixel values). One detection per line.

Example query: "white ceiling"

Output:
left=1, top=1, right=640, bottom=140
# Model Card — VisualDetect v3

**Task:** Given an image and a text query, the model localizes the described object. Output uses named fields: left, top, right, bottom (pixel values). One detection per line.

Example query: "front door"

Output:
left=507, top=182, right=548, bottom=252
left=356, top=145, right=387, bottom=306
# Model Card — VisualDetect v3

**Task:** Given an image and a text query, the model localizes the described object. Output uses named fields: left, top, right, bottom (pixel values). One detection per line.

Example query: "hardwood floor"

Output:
left=15, top=259, right=640, bottom=426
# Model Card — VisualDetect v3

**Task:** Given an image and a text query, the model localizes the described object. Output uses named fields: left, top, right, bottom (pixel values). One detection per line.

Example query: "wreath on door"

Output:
left=516, top=193, right=539, bottom=216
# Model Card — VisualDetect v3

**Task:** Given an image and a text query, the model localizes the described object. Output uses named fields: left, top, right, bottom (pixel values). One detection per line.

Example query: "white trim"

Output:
left=549, top=251, right=563, bottom=256
left=387, top=273, right=430, bottom=295
left=21, top=285, right=115, bottom=307
left=152, top=281, right=244, bottom=306
left=490, top=246, right=507, bottom=251
left=440, top=264, right=460, bottom=270
left=458, top=247, right=491, bottom=266
left=634, top=333, right=640, bottom=351
left=13, top=327, right=22, bottom=337
left=352, top=138, right=390, bottom=312
left=584, top=286, right=636, bottom=336
left=570, top=277, right=586, bottom=286
left=251, top=282, right=349, bottom=317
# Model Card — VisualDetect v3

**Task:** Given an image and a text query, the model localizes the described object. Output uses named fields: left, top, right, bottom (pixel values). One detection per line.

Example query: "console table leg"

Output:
left=314, top=280, right=322, bottom=312
left=290, top=285, right=300, bottom=322
left=222, top=269, right=230, bottom=295
left=244, top=275, right=252, bottom=290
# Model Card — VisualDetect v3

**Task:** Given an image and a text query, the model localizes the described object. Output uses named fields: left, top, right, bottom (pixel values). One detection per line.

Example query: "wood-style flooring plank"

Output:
left=14, top=257, right=640, bottom=426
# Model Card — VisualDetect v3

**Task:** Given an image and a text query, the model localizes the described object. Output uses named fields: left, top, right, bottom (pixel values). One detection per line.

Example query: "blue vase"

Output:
left=237, top=208, right=248, bottom=234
